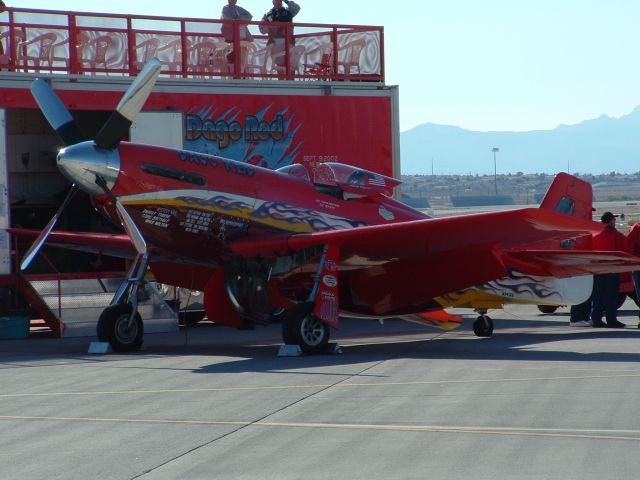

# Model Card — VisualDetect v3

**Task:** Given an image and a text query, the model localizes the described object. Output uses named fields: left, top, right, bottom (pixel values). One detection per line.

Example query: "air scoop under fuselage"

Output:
left=57, top=141, right=121, bottom=197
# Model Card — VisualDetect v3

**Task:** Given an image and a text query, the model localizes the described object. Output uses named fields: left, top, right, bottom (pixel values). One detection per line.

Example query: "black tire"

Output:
left=537, top=305, right=559, bottom=314
left=473, top=315, right=494, bottom=338
left=282, top=302, right=330, bottom=354
left=97, top=304, right=144, bottom=352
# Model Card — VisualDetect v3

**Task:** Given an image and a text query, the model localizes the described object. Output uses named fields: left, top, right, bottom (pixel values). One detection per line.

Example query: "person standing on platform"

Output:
left=260, top=0, right=301, bottom=72
left=0, top=2, right=7, bottom=65
left=221, top=0, right=253, bottom=41
left=221, top=0, right=253, bottom=66
left=591, top=211, right=630, bottom=328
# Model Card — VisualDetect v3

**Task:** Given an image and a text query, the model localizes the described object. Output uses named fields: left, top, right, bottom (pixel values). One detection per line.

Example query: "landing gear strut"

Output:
left=97, top=252, right=149, bottom=352
left=280, top=245, right=337, bottom=354
left=472, top=309, right=494, bottom=337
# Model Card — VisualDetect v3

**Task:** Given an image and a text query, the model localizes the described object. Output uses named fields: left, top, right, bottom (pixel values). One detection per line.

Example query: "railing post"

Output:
left=6, top=9, right=15, bottom=72
left=285, top=23, right=292, bottom=79
left=180, top=20, right=188, bottom=78
left=331, top=27, right=338, bottom=81
left=12, top=233, right=18, bottom=307
left=232, top=21, right=240, bottom=78
left=379, top=27, right=384, bottom=81
left=57, top=277, right=62, bottom=318
left=126, top=16, right=135, bottom=75
left=68, top=14, right=80, bottom=74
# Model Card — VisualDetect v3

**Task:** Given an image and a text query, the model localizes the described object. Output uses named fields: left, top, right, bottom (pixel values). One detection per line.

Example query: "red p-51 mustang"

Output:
left=17, top=59, right=640, bottom=353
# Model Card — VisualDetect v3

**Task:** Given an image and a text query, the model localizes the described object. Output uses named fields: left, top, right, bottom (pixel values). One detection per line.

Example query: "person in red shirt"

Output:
left=627, top=221, right=640, bottom=327
left=591, top=211, right=630, bottom=328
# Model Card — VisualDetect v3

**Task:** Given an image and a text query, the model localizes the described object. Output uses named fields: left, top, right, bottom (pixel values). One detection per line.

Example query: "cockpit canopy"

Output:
left=277, top=162, right=401, bottom=197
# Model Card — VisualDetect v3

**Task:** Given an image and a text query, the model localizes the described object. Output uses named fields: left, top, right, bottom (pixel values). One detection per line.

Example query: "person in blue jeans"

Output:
left=591, top=212, right=630, bottom=328
left=627, top=221, right=640, bottom=328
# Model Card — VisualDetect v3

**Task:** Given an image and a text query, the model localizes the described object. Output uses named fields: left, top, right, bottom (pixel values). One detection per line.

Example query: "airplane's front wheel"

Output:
left=537, top=305, right=559, bottom=314
left=282, top=302, right=330, bottom=355
left=97, top=304, right=144, bottom=352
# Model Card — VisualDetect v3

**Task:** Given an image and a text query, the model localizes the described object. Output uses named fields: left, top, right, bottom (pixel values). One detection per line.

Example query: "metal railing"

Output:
left=0, top=7, right=384, bottom=82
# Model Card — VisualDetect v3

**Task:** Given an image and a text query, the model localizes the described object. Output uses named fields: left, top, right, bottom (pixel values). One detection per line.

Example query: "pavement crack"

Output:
left=131, top=358, right=389, bottom=479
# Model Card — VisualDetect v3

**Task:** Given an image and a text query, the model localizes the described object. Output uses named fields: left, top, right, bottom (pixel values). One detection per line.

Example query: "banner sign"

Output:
left=179, top=93, right=393, bottom=176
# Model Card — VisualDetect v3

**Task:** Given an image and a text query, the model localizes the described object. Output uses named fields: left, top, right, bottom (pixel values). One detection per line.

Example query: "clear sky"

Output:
left=19, top=0, right=640, bottom=133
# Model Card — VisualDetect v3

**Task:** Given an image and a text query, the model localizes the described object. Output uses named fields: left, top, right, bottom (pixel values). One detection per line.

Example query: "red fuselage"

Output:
left=105, top=142, right=424, bottom=267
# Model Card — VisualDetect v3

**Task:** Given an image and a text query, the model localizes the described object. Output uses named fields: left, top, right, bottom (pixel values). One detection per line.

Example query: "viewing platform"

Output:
left=0, top=7, right=384, bottom=82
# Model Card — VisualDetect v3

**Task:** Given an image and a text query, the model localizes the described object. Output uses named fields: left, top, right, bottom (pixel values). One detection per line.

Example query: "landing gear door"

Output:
left=0, top=108, right=10, bottom=275
left=130, top=111, right=184, bottom=149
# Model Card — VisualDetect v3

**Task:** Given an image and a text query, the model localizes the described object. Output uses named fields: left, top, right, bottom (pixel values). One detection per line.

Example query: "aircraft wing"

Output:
left=9, top=228, right=137, bottom=259
left=231, top=208, right=634, bottom=309
left=232, top=208, right=602, bottom=262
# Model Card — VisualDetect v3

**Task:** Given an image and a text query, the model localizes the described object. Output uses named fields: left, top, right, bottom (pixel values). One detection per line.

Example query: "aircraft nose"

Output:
left=57, top=141, right=120, bottom=196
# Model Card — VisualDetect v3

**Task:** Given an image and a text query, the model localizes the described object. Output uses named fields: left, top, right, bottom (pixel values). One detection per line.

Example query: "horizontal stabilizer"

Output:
left=504, top=249, right=640, bottom=278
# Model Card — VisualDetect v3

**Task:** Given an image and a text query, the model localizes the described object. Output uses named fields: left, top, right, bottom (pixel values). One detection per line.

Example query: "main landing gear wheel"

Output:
left=537, top=305, right=558, bottom=314
left=282, top=302, right=330, bottom=355
left=97, top=304, right=144, bottom=352
left=473, top=315, right=494, bottom=338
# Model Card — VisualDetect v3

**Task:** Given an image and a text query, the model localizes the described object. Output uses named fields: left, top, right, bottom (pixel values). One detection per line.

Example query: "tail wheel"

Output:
left=97, top=304, right=144, bottom=352
left=282, top=302, right=330, bottom=355
left=473, top=315, right=494, bottom=338
left=537, top=305, right=558, bottom=314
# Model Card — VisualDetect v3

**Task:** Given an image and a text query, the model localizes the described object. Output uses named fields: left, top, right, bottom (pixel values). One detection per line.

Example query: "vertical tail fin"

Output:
left=539, top=173, right=593, bottom=222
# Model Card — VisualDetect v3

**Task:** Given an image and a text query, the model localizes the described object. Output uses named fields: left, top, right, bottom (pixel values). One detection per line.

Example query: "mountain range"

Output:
left=400, top=107, right=640, bottom=175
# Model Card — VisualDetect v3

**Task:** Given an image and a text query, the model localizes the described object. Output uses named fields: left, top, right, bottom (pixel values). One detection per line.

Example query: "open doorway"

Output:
left=6, top=107, right=122, bottom=273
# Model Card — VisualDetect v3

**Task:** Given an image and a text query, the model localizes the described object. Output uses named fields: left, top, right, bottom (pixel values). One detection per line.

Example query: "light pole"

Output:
left=492, top=147, right=499, bottom=196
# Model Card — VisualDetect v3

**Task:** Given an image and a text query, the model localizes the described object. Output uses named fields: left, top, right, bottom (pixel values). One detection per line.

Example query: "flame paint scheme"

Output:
left=436, top=273, right=593, bottom=310
left=15, top=59, right=640, bottom=353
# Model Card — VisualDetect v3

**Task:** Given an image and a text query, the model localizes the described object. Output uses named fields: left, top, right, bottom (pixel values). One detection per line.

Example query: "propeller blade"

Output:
left=94, top=58, right=162, bottom=150
left=20, top=184, right=79, bottom=270
left=31, top=79, right=85, bottom=146
left=115, top=201, right=147, bottom=256
left=94, top=175, right=146, bottom=256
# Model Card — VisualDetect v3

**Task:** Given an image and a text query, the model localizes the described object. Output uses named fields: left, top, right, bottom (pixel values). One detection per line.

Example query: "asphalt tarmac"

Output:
left=2, top=302, right=640, bottom=480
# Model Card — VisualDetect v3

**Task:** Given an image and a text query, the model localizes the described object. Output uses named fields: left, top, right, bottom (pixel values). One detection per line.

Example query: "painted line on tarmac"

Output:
left=2, top=372, right=640, bottom=399
left=1, top=414, right=640, bottom=442
left=0, top=384, right=326, bottom=398
left=257, top=422, right=640, bottom=441
left=0, top=415, right=249, bottom=427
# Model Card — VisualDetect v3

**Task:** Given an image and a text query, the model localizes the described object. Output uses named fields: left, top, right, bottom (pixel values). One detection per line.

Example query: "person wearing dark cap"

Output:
left=260, top=0, right=301, bottom=72
left=627, top=220, right=640, bottom=328
left=590, top=211, right=630, bottom=328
